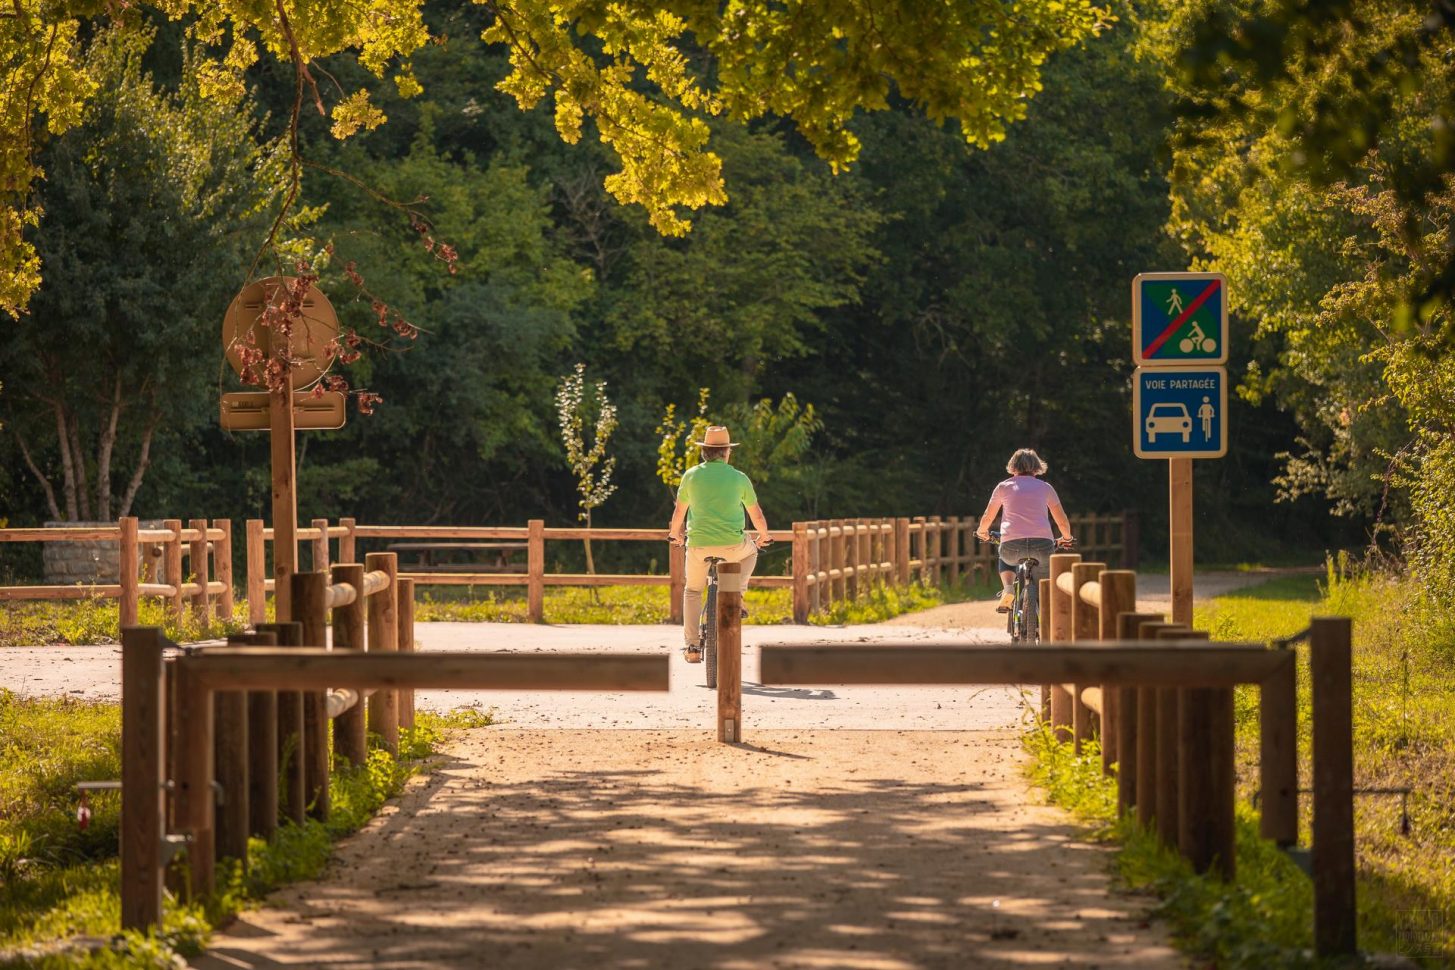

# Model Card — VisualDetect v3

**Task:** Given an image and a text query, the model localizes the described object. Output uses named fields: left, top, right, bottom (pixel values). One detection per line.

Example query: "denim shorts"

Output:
left=998, top=537, right=1056, bottom=573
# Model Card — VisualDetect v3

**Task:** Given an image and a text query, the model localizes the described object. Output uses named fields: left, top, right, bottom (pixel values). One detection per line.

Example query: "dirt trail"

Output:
left=195, top=730, right=1181, bottom=970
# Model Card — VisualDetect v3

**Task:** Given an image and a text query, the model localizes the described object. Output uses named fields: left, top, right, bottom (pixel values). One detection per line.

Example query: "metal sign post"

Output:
left=220, top=278, right=342, bottom=624
left=1132, top=273, right=1231, bottom=626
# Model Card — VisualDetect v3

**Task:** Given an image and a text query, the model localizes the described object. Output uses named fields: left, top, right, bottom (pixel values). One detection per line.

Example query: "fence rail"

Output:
left=242, top=511, right=1136, bottom=625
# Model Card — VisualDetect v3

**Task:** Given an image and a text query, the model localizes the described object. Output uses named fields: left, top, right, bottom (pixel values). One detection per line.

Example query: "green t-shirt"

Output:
left=677, top=460, right=759, bottom=548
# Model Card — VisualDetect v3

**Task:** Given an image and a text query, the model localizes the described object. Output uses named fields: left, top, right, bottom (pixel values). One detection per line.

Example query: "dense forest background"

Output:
left=4, top=0, right=1410, bottom=570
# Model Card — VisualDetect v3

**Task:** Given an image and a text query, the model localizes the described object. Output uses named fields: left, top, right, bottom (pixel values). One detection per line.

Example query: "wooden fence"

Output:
left=0, top=517, right=234, bottom=626
left=756, top=559, right=1357, bottom=958
left=244, top=512, right=1136, bottom=625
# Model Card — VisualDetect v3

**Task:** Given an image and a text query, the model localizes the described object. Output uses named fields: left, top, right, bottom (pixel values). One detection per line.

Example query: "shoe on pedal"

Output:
left=683, top=645, right=703, bottom=663
left=996, top=588, right=1014, bottom=613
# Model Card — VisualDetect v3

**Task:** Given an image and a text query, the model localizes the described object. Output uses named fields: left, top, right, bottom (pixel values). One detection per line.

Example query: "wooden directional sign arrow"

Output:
left=220, top=391, right=347, bottom=431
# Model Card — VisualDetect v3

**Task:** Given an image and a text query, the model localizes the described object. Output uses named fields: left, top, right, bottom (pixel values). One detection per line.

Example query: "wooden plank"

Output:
left=0, top=526, right=119, bottom=542
left=717, top=563, right=743, bottom=743
left=246, top=519, right=266, bottom=626
left=527, top=520, right=545, bottom=623
left=120, top=627, right=166, bottom=930
left=189, top=518, right=211, bottom=623
left=759, top=642, right=1286, bottom=688
left=213, top=519, right=234, bottom=620
left=186, top=650, right=671, bottom=692
left=0, top=584, right=122, bottom=600
left=119, top=518, right=140, bottom=627
left=294, top=572, right=330, bottom=821
left=1259, top=650, right=1298, bottom=845
left=1168, top=457, right=1194, bottom=625
left=366, top=552, right=400, bottom=754
left=398, top=578, right=416, bottom=731
left=330, top=564, right=368, bottom=769
left=1311, top=616, right=1356, bottom=957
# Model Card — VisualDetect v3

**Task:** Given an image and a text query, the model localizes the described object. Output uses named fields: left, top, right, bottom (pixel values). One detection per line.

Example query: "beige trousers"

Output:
left=682, top=539, right=758, bottom=647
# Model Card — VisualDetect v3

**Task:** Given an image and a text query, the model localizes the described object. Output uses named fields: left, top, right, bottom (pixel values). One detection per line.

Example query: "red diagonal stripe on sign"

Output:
left=1145, top=278, right=1221, bottom=358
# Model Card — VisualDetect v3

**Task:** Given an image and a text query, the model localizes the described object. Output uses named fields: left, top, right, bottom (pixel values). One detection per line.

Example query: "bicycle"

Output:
left=673, top=534, right=771, bottom=690
left=988, top=531, right=1075, bottom=644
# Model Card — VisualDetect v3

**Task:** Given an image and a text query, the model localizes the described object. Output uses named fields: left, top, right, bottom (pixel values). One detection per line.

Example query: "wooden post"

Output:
left=946, top=516, right=961, bottom=588
left=717, top=562, right=743, bottom=743
left=1153, top=624, right=1192, bottom=847
left=894, top=517, right=911, bottom=586
left=213, top=519, right=234, bottom=621
left=1070, top=562, right=1104, bottom=754
left=1047, top=552, right=1080, bottom=742
left=243, top=630, right=278, bottom=841
left=1116, top=612, right=1163, bottom=817
left=791, top=522, right=810, bottom=624
left=1310, top=616, right=1356, bottom=957
left=246, top=519, right=266, bottom=627
left=1096, top=571, right=1137, bottom=777
left=366, top=551, right=400, bottom=754
left=1178, top=628, right=1233, bottom=880
left=259, top=620, right=305, bottom=826
left=1039, top=577, right=1051, bottom=721
left=527, top=519, right=545, bottom=623
left=330, top=563, right=368, bottom=769
left=844, top=519, right=858, bottom=600
left=1168, top=457, right=1193, bottom=626
left=189, top=517, right=211, bottom=624
left=119, top=516, right=140, bottom=628
left=310, top=517, right=330, bottom=573
left=1259, top=650, right=1299, bottom=845
left=270, top=383, right=298, bottom=624
left=164, top=519, right=185, bottom=622
left=215, top=637, right=252, bottom=863
left=858, top=518, right=872, bottom=593
left=294, top=572, right=330, bottom=821
left=338, top=517, right=357, bottom=567
left=173, top=654, right=215, bottom=898
left=120, top=627, right=165, bottom=930
left=829, top=519, right=844, bottom=604
left=669, top=538, right=685, bottom=625
left=1136, top=621, right=1183, bottom=829
left=397, top=577, right=416, bottom=731
left=1121, top=509, right=1140, bottom=570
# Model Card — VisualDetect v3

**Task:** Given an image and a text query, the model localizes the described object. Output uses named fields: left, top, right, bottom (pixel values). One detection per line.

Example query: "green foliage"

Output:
left=0, top=598, right=248, bottom=648
left=415, top=584, right=793, bottom=626
left=807, top=582, right=944, bottom=627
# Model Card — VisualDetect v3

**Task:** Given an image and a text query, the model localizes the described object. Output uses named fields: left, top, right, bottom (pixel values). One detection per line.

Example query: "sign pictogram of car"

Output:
left=1145, top=403, right=1192, bottom=443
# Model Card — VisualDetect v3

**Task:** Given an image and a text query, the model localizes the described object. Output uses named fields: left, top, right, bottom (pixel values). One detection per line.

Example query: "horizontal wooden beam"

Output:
left=0, top=584, right=120, bottom=600
left=760, top=642, right=1292, bottom=687
left=184, top=649, right=670, bottom=692
left=0, top=527, right=118, bottom=542
left=351, top=526, right=528, bottom=540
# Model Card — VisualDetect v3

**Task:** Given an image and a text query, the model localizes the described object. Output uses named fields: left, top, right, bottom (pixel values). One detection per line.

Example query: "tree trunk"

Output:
left=583, top=509, right=599, bottom=604
left=67, top=410, right=92, bottom=520
left=117, top=412, right=158, bottom=518
left=95, top=375, right=123, bottom=521
left=14, top=430, right=63, bottom=521
left=53, top=402, right=79, bottom=521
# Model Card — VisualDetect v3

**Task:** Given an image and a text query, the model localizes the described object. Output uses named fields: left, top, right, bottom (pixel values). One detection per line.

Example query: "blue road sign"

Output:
left=1133, top=366, right=1227, bottom=459
left=1132, top=272, right=1228, bottom=366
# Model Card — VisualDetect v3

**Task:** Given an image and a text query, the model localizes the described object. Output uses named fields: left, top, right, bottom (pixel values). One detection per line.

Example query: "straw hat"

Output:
left=694, top=425, right=738, bottom=447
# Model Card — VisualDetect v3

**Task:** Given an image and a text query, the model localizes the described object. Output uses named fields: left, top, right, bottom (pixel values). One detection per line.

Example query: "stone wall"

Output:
left=42, top=520, right=164, bottom=585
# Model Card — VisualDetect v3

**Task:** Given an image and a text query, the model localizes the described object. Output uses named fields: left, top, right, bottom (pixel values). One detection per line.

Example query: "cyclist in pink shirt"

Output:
left=975, top=449, right=1074, bottom=612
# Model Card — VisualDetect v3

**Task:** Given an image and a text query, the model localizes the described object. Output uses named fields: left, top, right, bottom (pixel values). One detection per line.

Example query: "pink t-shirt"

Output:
left=990, top=476, right=1059, bottom=541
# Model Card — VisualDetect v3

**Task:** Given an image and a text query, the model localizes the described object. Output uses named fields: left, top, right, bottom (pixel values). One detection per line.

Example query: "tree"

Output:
left=0, top=29, right=274, bottom=521
left=3, top=0, right=1110, bottom=318
left=556, top=363, right=618, bottom=576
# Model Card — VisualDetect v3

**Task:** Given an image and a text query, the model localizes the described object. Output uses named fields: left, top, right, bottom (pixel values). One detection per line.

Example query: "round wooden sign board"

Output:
left=222, top=277, right=340, bottom=391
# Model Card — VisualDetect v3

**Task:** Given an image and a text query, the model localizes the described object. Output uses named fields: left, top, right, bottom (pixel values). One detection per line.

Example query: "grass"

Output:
left=0, top=690, right=490, bottom=968
left=0, top=597, right=248, bottom=648
left=1026, top=562, right=1455, bottom=966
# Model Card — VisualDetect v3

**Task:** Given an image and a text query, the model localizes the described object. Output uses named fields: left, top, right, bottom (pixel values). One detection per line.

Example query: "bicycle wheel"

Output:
left=703, top=582, right=719, bottom=689
left=1022, top=567, right=1040, bottom=644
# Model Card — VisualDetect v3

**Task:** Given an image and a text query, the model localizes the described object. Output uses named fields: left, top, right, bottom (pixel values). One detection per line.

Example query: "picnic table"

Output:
left=386, top=541, right=528, bottom=573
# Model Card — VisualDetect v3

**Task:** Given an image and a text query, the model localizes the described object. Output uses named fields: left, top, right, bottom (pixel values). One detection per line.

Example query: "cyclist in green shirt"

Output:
left=666, top=425, right=772, bottom=661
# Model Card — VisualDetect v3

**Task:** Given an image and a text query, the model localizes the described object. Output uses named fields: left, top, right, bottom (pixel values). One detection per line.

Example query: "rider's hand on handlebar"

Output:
left=668, top=532, right=685, bottom=547
left=1056, top=535, right=1076, bottom=549
left=753, top=533, right=774, bottom=549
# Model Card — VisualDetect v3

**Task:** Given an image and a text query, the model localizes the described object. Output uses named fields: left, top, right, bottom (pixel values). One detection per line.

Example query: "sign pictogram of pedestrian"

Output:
left=1133, top=271, right=1227, bottom=366
left=1132, top=366, right=1227, bottom=459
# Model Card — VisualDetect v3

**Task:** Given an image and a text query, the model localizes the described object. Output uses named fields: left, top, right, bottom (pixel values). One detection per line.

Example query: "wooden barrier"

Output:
left=0, top=517, right=235, bottom=625
left=760, top=631, right=1356, bottom=956
left=240, top=513, right=1135, bottom=626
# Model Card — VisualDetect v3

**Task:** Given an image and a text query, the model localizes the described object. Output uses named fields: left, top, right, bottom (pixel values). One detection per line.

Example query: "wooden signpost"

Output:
left=220, top=277, right=343, bottom=622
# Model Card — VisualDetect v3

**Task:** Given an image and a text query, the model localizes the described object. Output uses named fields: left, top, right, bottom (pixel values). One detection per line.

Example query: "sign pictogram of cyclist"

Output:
left=1132, top=271, right=1227, bottom=366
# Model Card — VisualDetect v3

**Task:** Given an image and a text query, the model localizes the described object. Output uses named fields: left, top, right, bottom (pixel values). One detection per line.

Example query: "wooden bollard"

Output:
left=243, top=630, right=278, bottom=841
left=1047, top=552, right=1080, bottom=741
left=1137, top=621, right=1184, bottom=830
left=1115, top=612, right=1164, bottom=816
left=669, top=539, right=685, bottom=625
left=257, top=621, right=305, bottom=825
left=120, top=627, right=166, bottom=931
left=215, top=635, right=256, bottom=863
left=1260, top=648, right=1298, bottom=846
left=791, top=522, right=811, bottom=624
left=214, top=519, right=234, bottom=621
left=311, top=517, right=331, bottom=573
left=398, top=577, right=416, bottom=731
left=164, top=519, right=185, bottom=621
left=189, top=518, right=211, bottom=624
left=526, top=519, right=545, bottom=623
left=294, top=572, right=330, bottom=821
left=1096, top=571, right=1137, bottom=776
left=119, top=517, right=140, bottom=628
left=1152, top=624, right=1191, bottom=846
left=1310, top=617, right=1356, bottom=957
left=331, top=563, right=368, bottom=768
left=1070, top=562, right=1105, bottom=754
left=1176, top=630, right=1233, bottom=879
left=366, top=552, right=400, bottom=754
left=173, top=653, right=215, bottom=898
left=246, top=519, right=267, bottom=626
left=894, top=517, right=911, bottom=587
left=339, top=517, right=357, bottom=566
left=717, top=562, right=743, bottom=743
left=1038, top=577, right=1052, bottom=721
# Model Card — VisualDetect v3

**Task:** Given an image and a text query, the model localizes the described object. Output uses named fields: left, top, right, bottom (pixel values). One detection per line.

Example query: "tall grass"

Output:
left=0, top=598, right=248, bottom=648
